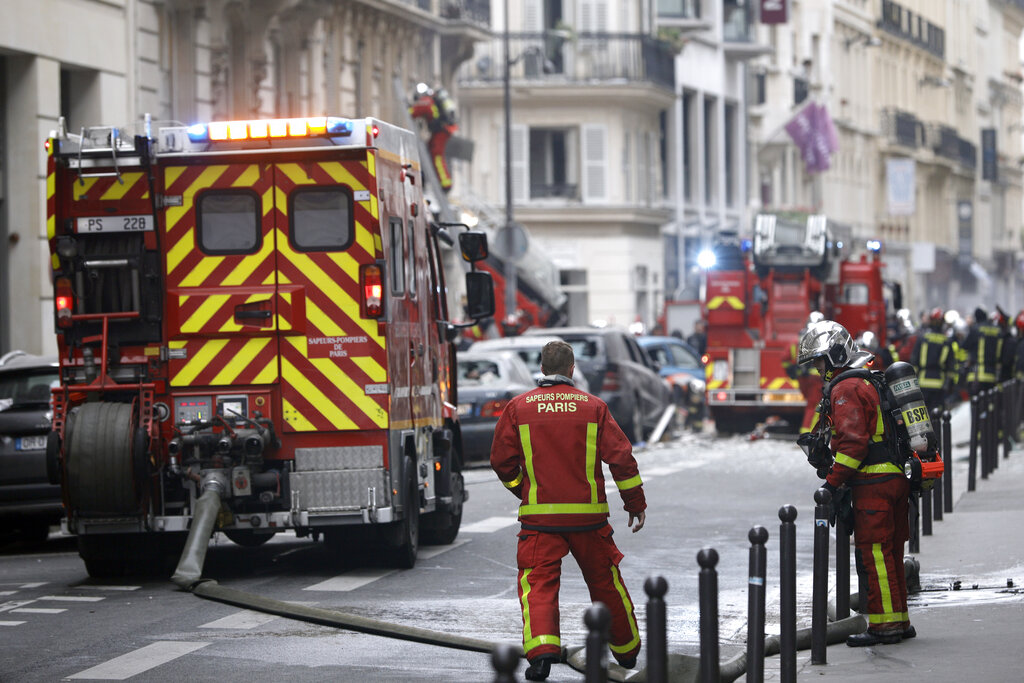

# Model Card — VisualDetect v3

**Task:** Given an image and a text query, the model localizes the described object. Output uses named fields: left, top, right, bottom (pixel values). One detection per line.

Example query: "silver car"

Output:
left=468, top=335, right=591, bottom=392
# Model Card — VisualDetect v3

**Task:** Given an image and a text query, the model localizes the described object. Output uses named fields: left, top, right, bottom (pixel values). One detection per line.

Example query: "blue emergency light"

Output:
left=186, top=117, right=354, bottom=142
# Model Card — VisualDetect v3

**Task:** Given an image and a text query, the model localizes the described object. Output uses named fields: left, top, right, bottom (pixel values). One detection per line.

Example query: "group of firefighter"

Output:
left=785, top=304, right=1024, bottom=434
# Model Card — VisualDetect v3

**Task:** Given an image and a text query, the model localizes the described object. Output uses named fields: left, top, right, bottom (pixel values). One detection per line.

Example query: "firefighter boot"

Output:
left=846, top=628, right=902, bottom=647
left=524, top=653, right=559, bottom=681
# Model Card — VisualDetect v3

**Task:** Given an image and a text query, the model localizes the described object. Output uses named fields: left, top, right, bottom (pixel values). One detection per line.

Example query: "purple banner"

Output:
left=785, top=102, right=839, bottom=174
left=760, top=0, right=789, bottom=24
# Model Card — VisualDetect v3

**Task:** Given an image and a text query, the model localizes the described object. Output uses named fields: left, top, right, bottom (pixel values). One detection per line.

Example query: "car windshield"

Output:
left=565, top=337, right=601, bottom=360
left=457, top=360, right=504, bottom=386
left=0, top=369, right=59, bottom=410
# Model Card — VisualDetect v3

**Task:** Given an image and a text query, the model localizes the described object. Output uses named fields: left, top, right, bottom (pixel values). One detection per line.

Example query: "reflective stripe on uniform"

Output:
left=871, top=543, right=895, bottom=619
left=835, top=452, right=860, bottom=470
left=519, top=502, right=610, bottom=516
left=503, top=471, right=524, bottom=489
left=860, top=463, right=903, bottom=474
left=607, top=564, right=640, bottom=654
left=586, top=422, right=599, bottom=503
left=615, top=474, right=643, bottom=491
left=520, top=569, right=561, bottom=651
left=520, top=424, right=539, bottom=505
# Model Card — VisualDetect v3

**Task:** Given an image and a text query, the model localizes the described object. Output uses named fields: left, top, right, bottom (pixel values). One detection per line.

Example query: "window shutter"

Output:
left=582, top=123, right=607, bottom=203
left=579, top=0, right=609, bottom=32
left=524, top=0, right=542, bottom=32
left=512, top=124, right=529, bottom=203
left=623, top=132, right=632, bottom=203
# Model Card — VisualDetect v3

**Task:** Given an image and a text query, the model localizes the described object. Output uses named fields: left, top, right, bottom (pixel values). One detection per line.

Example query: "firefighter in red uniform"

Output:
left=491, top=340, right=646, bottom=680
left=408, top=82, right=458, bottom=192
left=798, top=320, right=914, bottom=647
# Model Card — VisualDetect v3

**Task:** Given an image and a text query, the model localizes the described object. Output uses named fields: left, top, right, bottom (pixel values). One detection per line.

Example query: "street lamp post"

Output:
left=503, top=1, right=518, bottom=329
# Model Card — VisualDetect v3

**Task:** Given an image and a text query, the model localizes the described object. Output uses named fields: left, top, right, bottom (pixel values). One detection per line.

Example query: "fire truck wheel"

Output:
left=420, top=471, right=464, bottom=545
left=66, top=402, right=140, bottom=516
left=224, top=530, right=277, bottom=547
left=382, top=457, right=419, bottom=569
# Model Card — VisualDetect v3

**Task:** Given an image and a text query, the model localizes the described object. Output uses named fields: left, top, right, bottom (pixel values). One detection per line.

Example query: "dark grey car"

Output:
left=0, top=352, right=61, bottom=543
left=523, top=327, right=672, bottom=443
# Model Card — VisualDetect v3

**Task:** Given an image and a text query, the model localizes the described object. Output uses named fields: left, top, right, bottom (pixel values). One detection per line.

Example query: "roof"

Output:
left=0, top=352, right=59, bottom=372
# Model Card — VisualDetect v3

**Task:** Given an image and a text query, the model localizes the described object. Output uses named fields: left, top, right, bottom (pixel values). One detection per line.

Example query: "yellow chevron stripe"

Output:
left=262, top=187, right=274, bottom=217
left=73, top=177, right=98, bottom=201
left=171, top=338, right=229, bottom=386
left=355, top=220, right=375, bottom=257
left=253, top=355, right=279, bottom=384
left=281, top=354, right=359, bottom=430
left=101, top=173, right=146, bottom=201
left=309, top=356, right=388, bottom=427
left=181, top=294, right=228, bottom=333
left=306, top=297, right=346, bottom=336
left=190, top=165, right=230, bottom=193
left=180, top=254, right=225, bottom=288
left=231, top=165, right=261, bottom=187
left=282, top=398, right=317, bottom=431
left=47, top=159, right=58, bottom=268
left=221, top=237, right=275, bottom=286
left=373, top=233, right=383, bottom=256
left=210, top=337, right=274, bottom=385
left=165, top=225, right=194, bottom=275
left=764, top=377, right=791, bottom=390
left=276, top=229, right=382, bottom=344
left=278, top=163, right=315, bottom=186
left=707, top=380, right=725, bottom=389
left=326, top=247, right=360, bottom=283
left=165, top=166, right=186, bottom=188
left=727, top=296, right=745, bottom=309
left=352, top=355, right=387, bottom=383
left=320, top=162, right=367, bottom=191
left=365, top=156, right=378, bottom=220
left=277, top=291, right=292, bottom=331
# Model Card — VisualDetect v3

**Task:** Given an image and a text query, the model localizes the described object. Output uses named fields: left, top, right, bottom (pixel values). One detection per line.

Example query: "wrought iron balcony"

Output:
left=437, top=0, right=490, bottom=25
left=880, top=108, right=921, bottom=149
left=458, top=33, right=675, bottom=90
left=958, top=138, right=977, bottom=170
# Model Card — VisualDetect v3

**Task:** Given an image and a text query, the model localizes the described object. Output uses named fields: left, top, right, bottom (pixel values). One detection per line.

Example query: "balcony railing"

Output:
left=881, top=108, right=921, bottom=148
left=458, top=33, right=675, bottom=90
left=959, top=138, right=977, bottom=170
left=928, top=124, right=959, bottom=161
left=438, top=0, right=490, bottom=25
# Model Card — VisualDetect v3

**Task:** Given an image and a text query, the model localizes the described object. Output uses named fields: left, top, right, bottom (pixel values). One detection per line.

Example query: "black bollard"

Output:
left=746, top=526, right=768, bottom=683
left=811, top=488, right=831, bottom=665
left=942, top=410, right=953, bottom=513
left=980, top=390, right=989, bottom=479
left=993, top=387, right=1002, bottom=470
left=1002, top=383, right=1012, bottom=460
left=835, top=510, right=850, bottom=620
left=930, top=407, right=943, bottom=522
left=778, top=506, right=798, bottom=683
left=492, top=643, right=520, bottom=683
left=697, top=548, right=720, bottom=683
left=968, top=395, right=978, bottom=491
left=908, top=493, right=920, bottom=554
left=584, top=603, right=610, bottom=683
left=921, top=487, right=933, bottom=536
left=644, top=576, right=668, bottom=683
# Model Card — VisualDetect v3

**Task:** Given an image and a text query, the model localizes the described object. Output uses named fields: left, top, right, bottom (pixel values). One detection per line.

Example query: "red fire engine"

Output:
left=45, top=114, right=494, bottom=577
left=702, top=214, right=890, bottom=433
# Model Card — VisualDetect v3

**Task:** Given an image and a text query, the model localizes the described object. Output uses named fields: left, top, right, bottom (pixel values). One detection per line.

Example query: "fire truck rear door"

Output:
left=163, top=163, right=280, bottom=389
left=272, top=159, right=388, bottom=432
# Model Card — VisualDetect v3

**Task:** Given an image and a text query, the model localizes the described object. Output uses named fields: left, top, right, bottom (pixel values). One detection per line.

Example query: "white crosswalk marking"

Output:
left=0, top=600, right=35, bottom=613
left=12, top=607, right=66, bottom=614
left=76, top=585, right=140, bottom=591
left=200, top=610, right=279, bottom=629
left=40, top=595, right=105, bottom=602
left=0, top=591, right=15, bottom=596
left=0, top=620, right=26, bottom=626
left=19, top=582, right=46, bottom=588
left=304, top=569, right=394, bottom=592
left=460, top=516, right=518, bottom=533
left=68, top=641, right=211, bottom=680
left=417, top=539, right=469, bottom=559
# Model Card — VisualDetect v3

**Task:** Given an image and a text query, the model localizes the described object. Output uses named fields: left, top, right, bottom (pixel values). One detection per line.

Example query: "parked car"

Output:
left=468, top=335, right=591, bottom=392
left=637, top=335, right=707, bottom=431
left=0, top=352, right=61, bottom=543
left=523, top=326, right=672, bottom=443
left=456, top=350, right=536, bottom=463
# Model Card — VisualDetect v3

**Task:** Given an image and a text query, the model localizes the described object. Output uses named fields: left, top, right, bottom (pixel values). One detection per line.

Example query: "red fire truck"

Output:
left=702, top=214, right=889, bottom=433
left=44, top=114, right=494, bottom=577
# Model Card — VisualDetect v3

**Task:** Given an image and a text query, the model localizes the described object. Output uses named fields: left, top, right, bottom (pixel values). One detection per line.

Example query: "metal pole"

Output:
left=746, top=526, right=768, bottom=683
left=644, top=576, right=668, bottom=683
left=502, top=7, right=518, bottom=323
left=778, top=505, right=797, bottom=683
left=968, top=395, right=978, bottom=491
left=584, top=603, right=610, bottom=683
left=943, top=410, right=953, bottom=513
left=931, top=407, right=943, bottom=521
left=835, top=510, right=850, bottom=620
left=698, top=548, right=720, bottom=683
left=811, top=488, right=830, bottom=665
left=491, top=643, right=519, bottom=683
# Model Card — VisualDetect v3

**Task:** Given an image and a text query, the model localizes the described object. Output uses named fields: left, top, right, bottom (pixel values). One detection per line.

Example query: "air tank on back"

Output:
left=883, top=361, right=938, bottom=454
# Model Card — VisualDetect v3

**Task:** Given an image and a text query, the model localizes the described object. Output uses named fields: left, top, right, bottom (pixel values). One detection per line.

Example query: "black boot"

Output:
left=902, top=624, right=917, bottom=639
left=846, top=629, right=902, bottom=647
left=524, top=654, right=559, bottom=681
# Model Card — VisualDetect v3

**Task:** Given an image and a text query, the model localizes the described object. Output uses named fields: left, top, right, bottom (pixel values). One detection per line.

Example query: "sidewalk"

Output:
left=763, top=405, right=1024, bottom=682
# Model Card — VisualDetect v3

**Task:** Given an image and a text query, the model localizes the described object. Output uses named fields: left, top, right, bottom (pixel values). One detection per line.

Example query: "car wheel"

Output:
left=627, top=396, right=645, bottom=444
left=16, top=520, right=51, bottom=545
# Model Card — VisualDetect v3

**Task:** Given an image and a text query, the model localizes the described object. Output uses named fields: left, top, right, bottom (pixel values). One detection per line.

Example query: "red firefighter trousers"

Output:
left=516, top=525, right=641, bottom=664
left=852, top=476, right=911, bottom=631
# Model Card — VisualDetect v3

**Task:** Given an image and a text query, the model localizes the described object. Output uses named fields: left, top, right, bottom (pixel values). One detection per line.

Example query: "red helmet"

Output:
left=928, top=308, right=943, bottom=323
left=1016, top=311, right=1024, bottom=332
left=993, top=310, right=1008, bottom=328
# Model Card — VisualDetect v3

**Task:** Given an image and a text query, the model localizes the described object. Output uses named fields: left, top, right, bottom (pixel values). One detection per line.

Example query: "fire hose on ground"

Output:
left=170, top=485, right=872, bottom=682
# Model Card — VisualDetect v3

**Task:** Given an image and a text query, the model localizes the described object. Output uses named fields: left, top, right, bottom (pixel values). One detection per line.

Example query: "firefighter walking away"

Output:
left=797, top=321, right=915, bottom=647
left=491, top=341, right=645, bottom=680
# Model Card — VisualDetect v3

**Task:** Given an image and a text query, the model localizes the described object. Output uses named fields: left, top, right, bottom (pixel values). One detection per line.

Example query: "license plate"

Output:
left=16, top=435, right=47, bottom=450
left=457, top=403, right=472, bottom=416
left=76, top=215, right=154, bottom=233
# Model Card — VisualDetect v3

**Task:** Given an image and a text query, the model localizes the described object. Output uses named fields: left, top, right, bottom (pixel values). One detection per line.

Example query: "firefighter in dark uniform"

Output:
left=408, top=83, right=458, bottom=192
left=1015, top=312, right=1024, bottom=380
left=857, top=331, right=900, bottom=370
left=910, top=308, right=957, bottom=414
left=963, top=307, right=1003, bottom=394
left=994, top=307, right=1016, bottom=383
left=491, top=340, right=646, bottom=681
left=783, top=312, right=825, bottom=433
left=798, top=321, right=914, bottom=646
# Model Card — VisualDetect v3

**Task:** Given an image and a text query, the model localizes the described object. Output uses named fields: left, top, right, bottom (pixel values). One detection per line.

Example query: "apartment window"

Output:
left=682, top=92, right=694, bottom=203
left=724, top=103, right=736, bottom=207
left=529, top=128, right=579, bottom=199
left=657, top=0, right=700, bottom=18
left=659, top=110, right=669, bottom=200
left=703, top=97, right=716, bottom=205
left=794, top=77, right=809, bottom=106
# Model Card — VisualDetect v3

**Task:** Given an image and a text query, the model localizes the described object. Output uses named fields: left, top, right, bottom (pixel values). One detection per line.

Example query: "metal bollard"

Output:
left=993, top=387, right=1002, bottom=470
left=835, top=509, right=850, bottom=620
left=644, top=576, right=668, bottom=683
left=1002, top=383, right=1011, bottom=460
left=968, top=395, right=978, bottom=491
left=778, top=505, right=798, bottom=683
left=942, top=410, right=953, bottom=513
left=930, top=407, right=943, bottom=521
left=584, top=603, right=610, bottom=683
left=491, top=643, right=520, bottom=683
left=979, top=389, right=990, bottom=480
left=811, top=488, right=831, bottom=665
left=908, top=493, right=920, bottom=554
left=921, top=487, right=933, bottom=536
left=697, top=548, right=720, bottom=683
left=746, top=526, right=769, bottom=683
left=986, top=389, right=997, bottom=476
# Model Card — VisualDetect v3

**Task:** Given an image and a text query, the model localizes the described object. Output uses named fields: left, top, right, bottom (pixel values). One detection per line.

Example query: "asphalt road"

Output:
left=0, top=428, right=826, bottom=682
